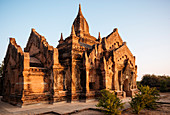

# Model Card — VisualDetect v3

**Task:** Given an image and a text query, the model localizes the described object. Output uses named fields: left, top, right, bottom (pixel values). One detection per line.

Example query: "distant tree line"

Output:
left=138, top=74, right=170, bottom=92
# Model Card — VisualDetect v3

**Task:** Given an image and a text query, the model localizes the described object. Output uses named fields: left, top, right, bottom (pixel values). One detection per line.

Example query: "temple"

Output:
left=1, top=4, right=138, bottom=106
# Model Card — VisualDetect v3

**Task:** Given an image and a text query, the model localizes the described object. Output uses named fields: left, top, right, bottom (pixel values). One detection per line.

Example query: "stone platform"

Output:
left=0, top=96, right=131, bottom=115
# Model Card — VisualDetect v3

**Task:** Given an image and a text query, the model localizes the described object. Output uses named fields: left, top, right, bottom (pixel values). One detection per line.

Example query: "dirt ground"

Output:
left=0, top=93, right=169, bottom=115
left=121, top=104, right=170, bottom=115
left=72, top=92, right=170, bottom=115
left=134, top=92, right=170, bottom=115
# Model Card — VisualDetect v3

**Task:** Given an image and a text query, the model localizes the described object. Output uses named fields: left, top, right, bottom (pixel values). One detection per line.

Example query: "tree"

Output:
left=141, top=74, right=170, bottom=92
left=160, top=80, right=168, bottom=92
left=141, top=74, right=159, bottom=87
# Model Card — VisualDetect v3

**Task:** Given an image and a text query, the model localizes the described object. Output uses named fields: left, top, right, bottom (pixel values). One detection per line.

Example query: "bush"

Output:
left=139, top=85, right=160, bottom=109
left=130, top=93, right=145, bottom=114
left=96, top=89, right=124, bottom=115
left=160, top=80, right=168, bottom=92
left=130, top=85, right=160, bottom=114
left=136, top=81, right=141, bottom=89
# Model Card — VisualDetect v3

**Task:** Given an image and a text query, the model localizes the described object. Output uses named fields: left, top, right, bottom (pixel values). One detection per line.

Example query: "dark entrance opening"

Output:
left=89, top=82, right=95, bottom=91
left=123, top=79, right=129, bottom=92
left=118, top=71, right=121, bottom=91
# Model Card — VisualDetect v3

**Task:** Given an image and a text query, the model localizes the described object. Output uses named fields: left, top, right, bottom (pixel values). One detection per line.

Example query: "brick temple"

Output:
left=1, top=4, right=138, bottom=106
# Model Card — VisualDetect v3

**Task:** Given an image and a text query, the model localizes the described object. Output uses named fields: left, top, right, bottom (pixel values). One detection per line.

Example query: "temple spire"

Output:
left=78, top=4, right=83, bottom=16
left=60, top=33, right=63, bottom=41
left=72, top=4, right=91, bottom=37
left=71, top=24, right=76, bottom=36
left=98, top=32, right=102, bottom=43
left=58, top=33, right=64, bottom=44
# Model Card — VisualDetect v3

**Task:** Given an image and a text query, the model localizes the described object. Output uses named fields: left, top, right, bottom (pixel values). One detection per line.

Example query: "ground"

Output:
left=122, top=92, right=170, bottom=115
left=0, top=93, right=169, bottom=115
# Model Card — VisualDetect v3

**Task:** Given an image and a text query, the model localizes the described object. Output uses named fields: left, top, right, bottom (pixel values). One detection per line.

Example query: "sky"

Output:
left=0, top=0, right=170, bottom=81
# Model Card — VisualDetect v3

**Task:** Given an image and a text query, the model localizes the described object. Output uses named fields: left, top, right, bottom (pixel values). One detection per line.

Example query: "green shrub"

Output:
left=139, top=85, right=160, bottom=109
left=130, top=85, right=160, bottom=114
left=160, top=80, right=168, bottom=92
left=130, top=93, right=145, bottom=114
left=136, top=81, right=141, bottom=89
left=96, top=89, right=124, bottom=115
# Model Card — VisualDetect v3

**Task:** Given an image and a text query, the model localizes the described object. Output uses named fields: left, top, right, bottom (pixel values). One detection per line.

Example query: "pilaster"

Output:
left=85, top=52, right=90, bottom=93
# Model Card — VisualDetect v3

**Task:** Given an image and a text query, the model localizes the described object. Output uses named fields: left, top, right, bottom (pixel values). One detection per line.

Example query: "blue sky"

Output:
left=0, top=0, right=170, bottom=81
